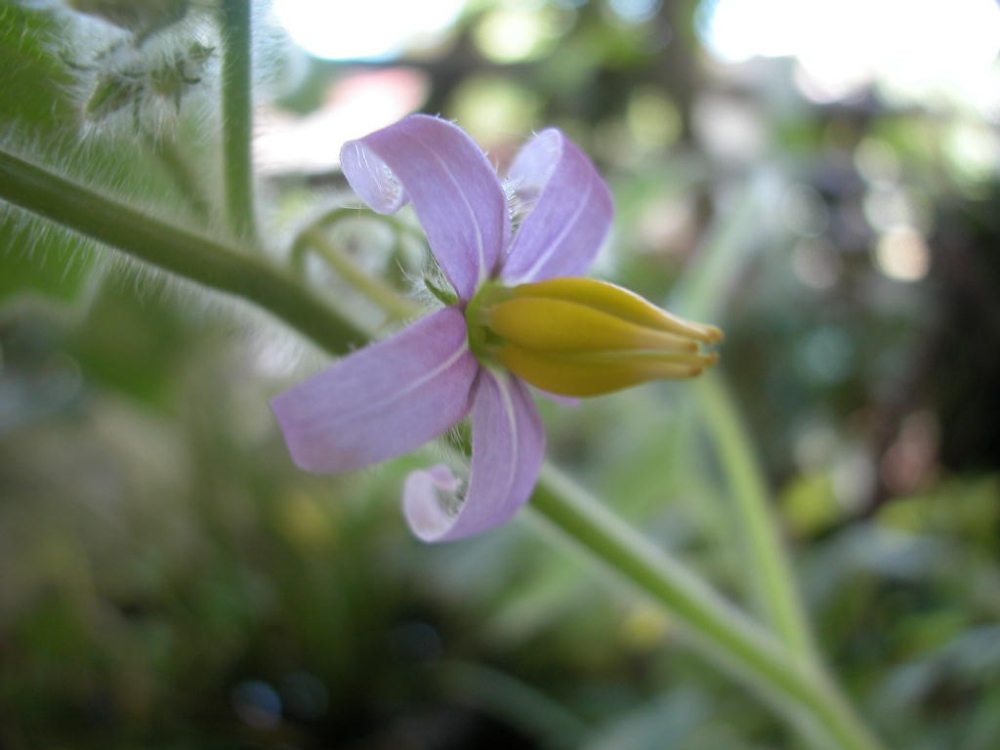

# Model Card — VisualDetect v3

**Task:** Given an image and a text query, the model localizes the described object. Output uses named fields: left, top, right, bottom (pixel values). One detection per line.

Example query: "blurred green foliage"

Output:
left=1, top=0, right=998, bottom=748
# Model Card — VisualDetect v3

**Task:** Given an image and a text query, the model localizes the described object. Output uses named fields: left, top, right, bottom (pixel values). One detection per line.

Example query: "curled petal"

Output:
left=271, top=308, right=479, bottom=473
left=500, top=129, right=614, bottom=283
left=403, top=371, right=544, bottom=542
left=340, top=114, right=510, bottom=301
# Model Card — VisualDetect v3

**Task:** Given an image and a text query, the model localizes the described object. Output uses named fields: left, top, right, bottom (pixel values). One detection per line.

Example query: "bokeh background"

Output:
left=2, top=0, right=999, bottom=747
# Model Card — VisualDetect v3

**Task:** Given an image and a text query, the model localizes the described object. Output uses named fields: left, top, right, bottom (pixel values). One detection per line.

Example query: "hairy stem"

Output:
left=219, top=0, right=257, bottom=243
left=0, top=148, right=365, bottom=353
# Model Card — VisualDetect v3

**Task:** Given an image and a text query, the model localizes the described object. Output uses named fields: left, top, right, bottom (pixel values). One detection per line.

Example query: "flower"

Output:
left=271, top=115, right=721, bottom=542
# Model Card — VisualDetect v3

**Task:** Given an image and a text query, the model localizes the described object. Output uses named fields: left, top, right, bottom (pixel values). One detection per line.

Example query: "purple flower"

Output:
left=272, top=115, right=719, bottom=542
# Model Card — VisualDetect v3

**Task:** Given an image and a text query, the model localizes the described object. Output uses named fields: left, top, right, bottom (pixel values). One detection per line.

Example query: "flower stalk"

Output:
left=293, top=225, right=420, bottom=323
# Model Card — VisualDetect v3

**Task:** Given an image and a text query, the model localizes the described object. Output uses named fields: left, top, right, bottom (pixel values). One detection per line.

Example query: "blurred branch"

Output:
left=668, top=173, right=819, bottom=661
left=439, top=660, right=589, bottom=748
left=674, top=174, right=766, bottom=323
left=147, top=133, right=214, bottom=224
left=695, top=371, right=819, bottom=663
left=293, top=223, right=419, bottom=323
left=219, top=0, right=257, bottom=244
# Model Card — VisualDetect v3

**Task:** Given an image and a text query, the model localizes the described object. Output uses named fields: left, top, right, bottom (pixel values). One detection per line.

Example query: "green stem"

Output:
left=530, top=467, right=884, bottom=750
left=308, top=205, right=429, bottom=244
left=0, top=148, right=366, bottom=354
left=219, top=0, right=257, bottom=243
left=294, top=226, right=419, bottom=322
left=696, top=371, right=819, bottom=662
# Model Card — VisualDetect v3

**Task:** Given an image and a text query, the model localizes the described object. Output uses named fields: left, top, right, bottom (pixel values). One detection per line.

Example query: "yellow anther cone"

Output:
left=508, top=277, right=723, bottom=345
left=467, top=277, right=723, bottom=398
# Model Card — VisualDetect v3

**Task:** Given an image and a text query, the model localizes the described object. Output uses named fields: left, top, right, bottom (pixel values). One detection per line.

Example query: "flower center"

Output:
left=464, top=281, right=513, bottom=364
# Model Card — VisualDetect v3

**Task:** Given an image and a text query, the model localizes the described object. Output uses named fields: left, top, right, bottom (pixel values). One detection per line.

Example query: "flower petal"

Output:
left=500, top=129, right=614, bottom=283
left=271, top=307, right=479, bottom=473
left=340, top=114, right=510, bottom=301
left=403, top=371, right=545, bottom=542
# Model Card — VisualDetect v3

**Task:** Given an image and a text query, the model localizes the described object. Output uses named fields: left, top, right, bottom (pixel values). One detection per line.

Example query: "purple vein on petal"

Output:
left=450, top=371, right=544, bottom=540
left=404, top=127, right=490, bottom=291
left=513, top=177, right=594, bottom=283
left=500, top=131, right=613, bottom=284
left=404, top=370, right=545, bottom=542
left=494, top=374, right=521, bottom=504
left=271, top=308, right=479, bottom=474
left=340, top=115, right=508, bottom=302
left=366, top=341, right=469, bottom=412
